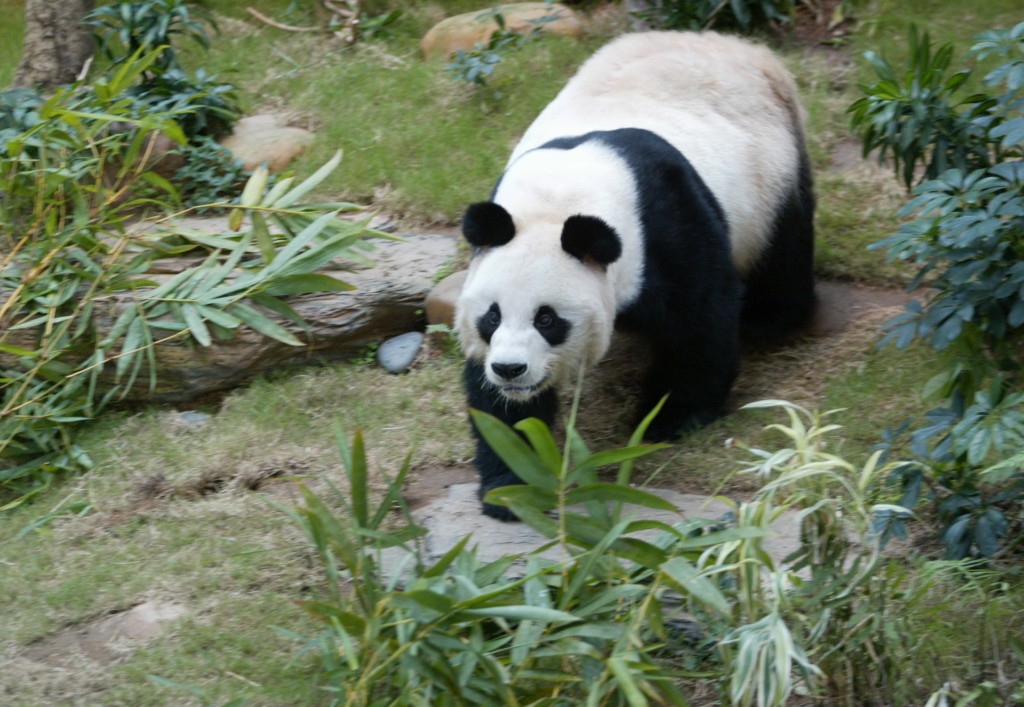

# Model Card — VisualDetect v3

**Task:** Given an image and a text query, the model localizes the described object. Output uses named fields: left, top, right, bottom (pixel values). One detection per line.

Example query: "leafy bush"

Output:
left=278, top=402, right=715, bottom=704
left=85, top=0, right=216, bottom=76
left=122, top=67, right=239, bottom=139
left=279, top=397, right=962, bottom=704
left=850, top=22, right=1024, bottom=559
left=85, top=0, right=240, bottom=140
left=0, top=55, right=383, bottom=507
left=173, top=134, right=255, bottom=207
left=635, top=0, right=795, bottom=32
left=848, top=27, right=996, bottom=189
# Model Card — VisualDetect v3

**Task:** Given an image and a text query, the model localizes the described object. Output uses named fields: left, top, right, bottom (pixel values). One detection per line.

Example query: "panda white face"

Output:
left=454, top=198, right=626, bottom=402
left=457, top=249, right=615, bottom=401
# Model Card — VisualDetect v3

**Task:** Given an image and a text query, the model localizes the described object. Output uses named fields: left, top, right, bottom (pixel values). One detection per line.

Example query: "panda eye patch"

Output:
left=534, top=305, right=571, bottom=346
left=477, top=303, right=501, bottom=343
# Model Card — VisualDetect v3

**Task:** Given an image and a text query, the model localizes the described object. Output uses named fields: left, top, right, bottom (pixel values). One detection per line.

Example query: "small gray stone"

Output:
left=173, top=410, right=212, bottom=427
left=377, top=332, right=424, bottom=373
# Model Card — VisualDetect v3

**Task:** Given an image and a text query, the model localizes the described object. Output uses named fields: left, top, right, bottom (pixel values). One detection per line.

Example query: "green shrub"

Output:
left=635, top=0, right=795, bottom=32
left=0, top=54, right=383, bottom=506
left=85, top=0, right=240, bottom=140
left=848, top=26, right=995, bottom=189
left=280, top=396, right=962, bottom=705
left=277, top=401, right=712, bottom=704
left=173, top=134, right=257, bottom=208
left=850, top=22, right=1024, bottom=559
left=85, top=0, right=216, bottom=76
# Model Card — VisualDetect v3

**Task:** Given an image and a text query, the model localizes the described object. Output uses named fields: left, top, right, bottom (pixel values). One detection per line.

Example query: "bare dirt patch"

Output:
left=21, top=600, right=188, bottom=668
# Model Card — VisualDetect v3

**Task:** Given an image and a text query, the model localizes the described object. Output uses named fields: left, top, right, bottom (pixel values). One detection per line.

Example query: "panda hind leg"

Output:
left=741, top=149, right=817, bottom=346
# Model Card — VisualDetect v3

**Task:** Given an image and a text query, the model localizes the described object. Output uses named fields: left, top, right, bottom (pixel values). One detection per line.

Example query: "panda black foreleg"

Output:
left=636, top=329, right=740, bottom=443
left=464, top=359, right=558, bottom=521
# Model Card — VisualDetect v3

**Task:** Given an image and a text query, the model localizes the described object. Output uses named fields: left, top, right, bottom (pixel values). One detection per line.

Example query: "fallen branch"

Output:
left=245, top=7, right=320, bottom=33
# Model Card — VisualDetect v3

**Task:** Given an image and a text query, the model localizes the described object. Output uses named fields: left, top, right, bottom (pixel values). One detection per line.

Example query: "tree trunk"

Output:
left=9, top=0, right=95, bottom=89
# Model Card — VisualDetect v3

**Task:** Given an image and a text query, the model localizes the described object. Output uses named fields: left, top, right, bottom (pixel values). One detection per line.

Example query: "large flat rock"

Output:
left=381, top=482, right=801, bottom=580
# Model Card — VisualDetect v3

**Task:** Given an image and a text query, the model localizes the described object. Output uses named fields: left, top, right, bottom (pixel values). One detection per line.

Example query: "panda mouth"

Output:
left=498, top=377, right=548, bottom=398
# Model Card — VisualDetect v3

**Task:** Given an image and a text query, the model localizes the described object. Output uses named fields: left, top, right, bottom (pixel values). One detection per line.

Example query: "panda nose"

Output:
left=492, top=362, right=527, bottom=380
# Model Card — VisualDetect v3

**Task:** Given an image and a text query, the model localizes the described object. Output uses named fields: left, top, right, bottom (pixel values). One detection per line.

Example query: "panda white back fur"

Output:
left=456, top=31, right=816, bottom=520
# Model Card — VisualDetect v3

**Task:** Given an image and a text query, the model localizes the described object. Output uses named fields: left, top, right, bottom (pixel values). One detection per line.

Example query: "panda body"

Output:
left=455, top=31, right=816, bottom=519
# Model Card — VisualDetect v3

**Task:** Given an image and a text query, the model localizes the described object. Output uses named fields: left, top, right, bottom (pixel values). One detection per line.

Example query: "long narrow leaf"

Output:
left=470, top=410, right=558, bottom=491
left=229, top=302, right=303, bottom=346
left=660, top=556, right=731, bottom=617
left=272, top=150, right=343, bottom=208
left=182, top=303, right=211, bottom=346
left=565, top=483, right=678, bottom=511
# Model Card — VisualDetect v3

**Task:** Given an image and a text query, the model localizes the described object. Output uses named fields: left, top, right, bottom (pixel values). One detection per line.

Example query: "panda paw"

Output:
left=641, top=416, right=685, bottom=443
left=481, top=500, right=520, bottom=522
left=640, top=408, right=718, bottom=443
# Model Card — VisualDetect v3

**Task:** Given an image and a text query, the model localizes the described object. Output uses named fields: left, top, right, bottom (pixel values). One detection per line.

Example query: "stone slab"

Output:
left=381, top=483, right=801, bottom=581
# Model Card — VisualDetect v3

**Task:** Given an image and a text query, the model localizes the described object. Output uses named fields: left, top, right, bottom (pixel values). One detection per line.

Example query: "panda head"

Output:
left=455, top=201, right=622, bottom=401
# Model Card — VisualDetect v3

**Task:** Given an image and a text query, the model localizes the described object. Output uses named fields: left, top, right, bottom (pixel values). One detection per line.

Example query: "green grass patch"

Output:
left=855, top=0, right=1024, bottom=69
left=0, top=0, right=24, bottom=88
left=187, top=2, right=617, bottom=224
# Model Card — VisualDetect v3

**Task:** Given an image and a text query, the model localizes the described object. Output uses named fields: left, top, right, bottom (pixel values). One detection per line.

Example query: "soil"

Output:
left=22, top=602, right=188, bottom=668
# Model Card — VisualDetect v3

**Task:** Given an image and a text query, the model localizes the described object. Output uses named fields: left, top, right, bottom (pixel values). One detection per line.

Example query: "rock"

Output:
left=377, top=331, right=425, bottom=373
left=172, top=410, right=212, bottom=427
left=380, top=482, right=802, bottom=582
left=421, top=3, right=583, bottom=60
left=425, top=270, right=466, bottom=328
left=219, top=114, right=315, bottom=172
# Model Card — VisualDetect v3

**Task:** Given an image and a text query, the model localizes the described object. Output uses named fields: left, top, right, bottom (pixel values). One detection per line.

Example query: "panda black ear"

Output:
left=462, top=201, right=516, bottom=248
left=561, top=215, right=622, bottom=269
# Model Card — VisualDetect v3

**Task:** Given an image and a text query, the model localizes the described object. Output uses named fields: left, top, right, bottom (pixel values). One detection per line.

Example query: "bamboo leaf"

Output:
left=469, top=410, right=558, bottom=491
left=347, top=429, right=369, bottom=528
left=461, top=606, right=577, bottom=622
left=248, top=293, right=307, bottom=328
left=263, top=176, right=295, bottom=207
left=195, top=304, right=241, bottom=329
left=514, top=417, right=563, bottom=473
left=229, top=302, right=303, bottom=346
left=228, top=205, right=245, bottom=232
left=660, top=557, right=731, bottom=617
left=116, top=315, right=144, bottom=379
left=182, top=303, right=211, bottom=346
left=240, top=164, right=269, bottom=208
left=263, top=273, right=356, bottom=296
left=262, top=211, right=339, bottom=276
left=272, top=150, right=343, bottom=209
left=606, top=656, right=649, bottom=707
left=565, top=483, right=678, bottom=511
left=252, top=211, right=276, bottom=264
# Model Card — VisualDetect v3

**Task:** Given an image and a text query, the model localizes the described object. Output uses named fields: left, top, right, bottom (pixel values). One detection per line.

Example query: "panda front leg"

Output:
left=464, top=359, right=559, bottom=520
left=637, top=327, right=740, bottom=443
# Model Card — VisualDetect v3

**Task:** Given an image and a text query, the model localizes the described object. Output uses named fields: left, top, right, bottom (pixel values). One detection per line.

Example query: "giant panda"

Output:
left=454, top=31, right=816, bottom=520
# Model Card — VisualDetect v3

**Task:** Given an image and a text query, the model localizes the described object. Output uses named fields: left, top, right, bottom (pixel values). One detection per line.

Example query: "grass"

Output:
left=3, top=0, right=1023, bottom=703
left=180, top=1, right=621, bottom=224
left=0, top=0, right=23, bottom=88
